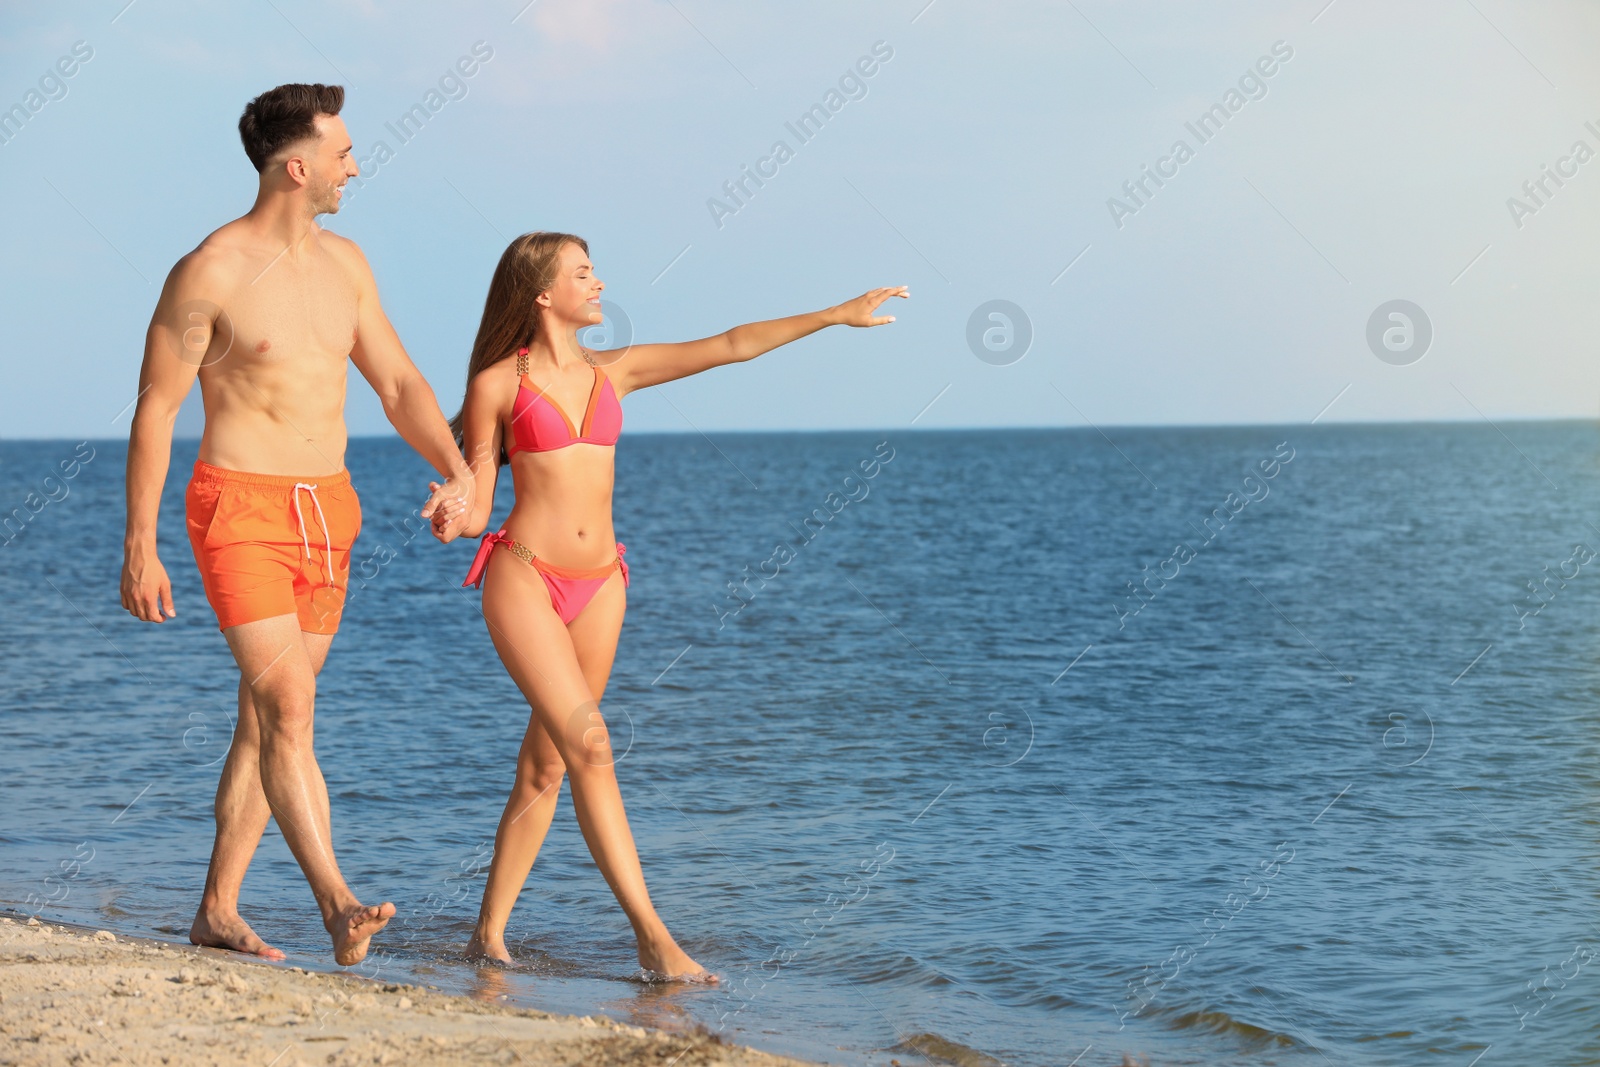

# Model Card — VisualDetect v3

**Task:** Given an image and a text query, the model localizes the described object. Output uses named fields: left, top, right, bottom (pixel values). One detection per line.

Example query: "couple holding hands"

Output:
left=119, top=82, right=906, bottom=974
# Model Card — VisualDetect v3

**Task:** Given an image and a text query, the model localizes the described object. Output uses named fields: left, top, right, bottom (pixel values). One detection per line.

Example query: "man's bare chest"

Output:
left=221, top=252, right=359, bottom=364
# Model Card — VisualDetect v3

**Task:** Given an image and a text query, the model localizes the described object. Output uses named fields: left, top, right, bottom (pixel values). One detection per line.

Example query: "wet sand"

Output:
left=0, top=916, right=817, bottom=1066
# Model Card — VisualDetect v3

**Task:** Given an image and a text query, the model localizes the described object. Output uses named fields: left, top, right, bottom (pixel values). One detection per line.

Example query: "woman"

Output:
left=434, top=231, right=906, bottom=977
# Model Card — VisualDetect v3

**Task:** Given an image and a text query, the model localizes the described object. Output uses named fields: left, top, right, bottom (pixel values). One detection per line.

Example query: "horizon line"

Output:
left=5, top=413, right=1600, bottom=444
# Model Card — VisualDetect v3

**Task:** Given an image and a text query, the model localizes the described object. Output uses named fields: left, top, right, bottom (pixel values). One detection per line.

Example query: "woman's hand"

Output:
left=832, top=286, right=908, bottom=327
left=426, top=480, right=471, bottom=543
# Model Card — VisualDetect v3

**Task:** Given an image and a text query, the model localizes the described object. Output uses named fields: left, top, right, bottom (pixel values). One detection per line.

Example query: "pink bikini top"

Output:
left=506, top=347, right=622, bottom=456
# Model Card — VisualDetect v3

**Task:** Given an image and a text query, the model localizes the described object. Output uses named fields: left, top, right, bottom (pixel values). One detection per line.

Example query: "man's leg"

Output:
left=190, top=631, right=333, bottom=959
left=223, top=613, right=392, bottom=965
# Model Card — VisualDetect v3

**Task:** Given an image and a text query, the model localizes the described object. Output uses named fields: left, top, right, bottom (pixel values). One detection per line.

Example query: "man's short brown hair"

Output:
left=238, top=83, right=344, bottom=173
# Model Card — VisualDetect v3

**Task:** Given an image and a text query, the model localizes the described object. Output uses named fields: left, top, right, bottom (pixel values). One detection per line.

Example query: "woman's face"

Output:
left=538, top=241, right=604, bottom=329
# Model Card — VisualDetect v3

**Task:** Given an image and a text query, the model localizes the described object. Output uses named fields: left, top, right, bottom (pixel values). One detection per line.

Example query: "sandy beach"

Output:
left=0, top=916, right=818, bottom=1067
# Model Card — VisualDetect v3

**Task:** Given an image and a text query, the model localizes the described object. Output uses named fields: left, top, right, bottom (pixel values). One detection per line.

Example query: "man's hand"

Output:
left=423, top=475, right=474, bottom=543
left=121, top=545, right=176, bottom=622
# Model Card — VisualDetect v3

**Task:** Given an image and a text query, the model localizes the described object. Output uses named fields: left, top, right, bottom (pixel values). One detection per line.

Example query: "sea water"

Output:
left=3, top=423, right=1598, bottom=1066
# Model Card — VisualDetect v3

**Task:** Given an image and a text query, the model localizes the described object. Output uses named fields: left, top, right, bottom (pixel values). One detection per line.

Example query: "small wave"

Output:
left=892, top=1032, right=1007, bottom=1067
left=825, top=947, right=952, bottom=988
left=1163, top=1007, right=1295, bottom=1048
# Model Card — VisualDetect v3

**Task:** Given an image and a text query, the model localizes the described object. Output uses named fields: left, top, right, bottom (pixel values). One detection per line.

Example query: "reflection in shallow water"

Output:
left=610, top=979, right=717, bottom=1038
left=467, top=962, right=513, bottom=1004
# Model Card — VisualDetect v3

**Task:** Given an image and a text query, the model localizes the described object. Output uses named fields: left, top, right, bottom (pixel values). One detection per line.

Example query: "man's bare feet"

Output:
left=327, top=901, right=395, bottom=966
left=638, top=933, right=715, bottom=982
left=190, top=908, right=285, bottom=961
left=465, top=928, right=513, bottom=965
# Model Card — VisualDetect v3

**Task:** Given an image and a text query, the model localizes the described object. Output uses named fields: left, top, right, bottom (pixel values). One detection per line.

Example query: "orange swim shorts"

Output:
left=185, top=461, right=362, bottom=634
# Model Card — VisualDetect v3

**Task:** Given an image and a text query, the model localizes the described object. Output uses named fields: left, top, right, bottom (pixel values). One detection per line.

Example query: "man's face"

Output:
left=292, top=114, right=357, bottom=215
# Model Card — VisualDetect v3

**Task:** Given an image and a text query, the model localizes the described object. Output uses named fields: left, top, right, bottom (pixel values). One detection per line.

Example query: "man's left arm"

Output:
left=342, top=238, right=474, bottom=534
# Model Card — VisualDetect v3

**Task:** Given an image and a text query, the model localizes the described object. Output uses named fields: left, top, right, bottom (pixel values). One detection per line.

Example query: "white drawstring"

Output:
left=291, top=482, right=336, bottom=589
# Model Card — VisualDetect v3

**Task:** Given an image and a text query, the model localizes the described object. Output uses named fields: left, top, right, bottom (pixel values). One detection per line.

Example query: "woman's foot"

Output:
left=466, top=929, right=513, bottom=965
left=637, top=932, right=715, bottom=982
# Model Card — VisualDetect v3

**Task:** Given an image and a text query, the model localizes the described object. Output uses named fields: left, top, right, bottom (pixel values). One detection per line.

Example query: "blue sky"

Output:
left=2, top=0, right=1598, bottom=439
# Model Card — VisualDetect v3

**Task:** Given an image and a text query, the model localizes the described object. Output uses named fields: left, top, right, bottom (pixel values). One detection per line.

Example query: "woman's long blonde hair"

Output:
left=450, top=231, right=588, bottom=465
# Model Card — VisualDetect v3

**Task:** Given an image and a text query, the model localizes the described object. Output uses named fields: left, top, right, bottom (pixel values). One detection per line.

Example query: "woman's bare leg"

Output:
left=476, top=556, right=705, bottom=977
left=467, top=715, right=564, bottom=962
left=564, top=569, right=703, bottom=976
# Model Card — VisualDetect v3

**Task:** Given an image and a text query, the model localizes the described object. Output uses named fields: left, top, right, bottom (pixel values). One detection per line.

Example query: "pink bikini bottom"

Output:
left=463, top=530, right=628, bottom=624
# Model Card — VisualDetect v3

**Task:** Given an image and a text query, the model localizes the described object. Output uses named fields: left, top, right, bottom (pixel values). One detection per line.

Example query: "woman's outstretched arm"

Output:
left=609, top=286, right=907, bottom=398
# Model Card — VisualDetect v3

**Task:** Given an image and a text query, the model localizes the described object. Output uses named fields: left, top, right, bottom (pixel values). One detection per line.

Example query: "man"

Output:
left=120, top=83, right=472, bottom=965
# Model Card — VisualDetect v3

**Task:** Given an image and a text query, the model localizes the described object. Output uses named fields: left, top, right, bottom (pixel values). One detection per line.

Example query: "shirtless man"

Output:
left=119, top=83, right=473, bottom=965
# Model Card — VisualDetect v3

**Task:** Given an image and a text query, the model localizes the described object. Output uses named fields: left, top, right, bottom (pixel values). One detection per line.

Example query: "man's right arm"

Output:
left=121, top=253, right=218, bottom=623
